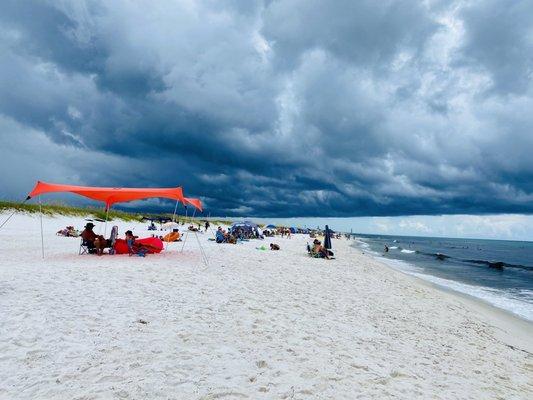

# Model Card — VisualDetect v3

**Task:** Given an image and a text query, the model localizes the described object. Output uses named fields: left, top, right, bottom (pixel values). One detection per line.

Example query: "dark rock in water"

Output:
left=489, top=261, right=505, bottom=270
left=435, top=253, right=448, bottom=260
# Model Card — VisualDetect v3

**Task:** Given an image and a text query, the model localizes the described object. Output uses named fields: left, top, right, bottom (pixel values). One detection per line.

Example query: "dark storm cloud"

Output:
left=0, top=0, right=532, bottom=217
left=458, top=0, right=533, bottom=95
left=0, top=0, right=105, bottom=74
left=262, top=0, right=438, bottom=69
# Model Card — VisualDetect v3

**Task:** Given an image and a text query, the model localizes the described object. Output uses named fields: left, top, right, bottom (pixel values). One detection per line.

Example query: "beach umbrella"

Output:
left=230, top=221, right=258, bottom=235
left=231, top=221, right=258, bottom=229
left=324, top=225, right=332, bottom=249
left=161, top=221, right=180, bottom=230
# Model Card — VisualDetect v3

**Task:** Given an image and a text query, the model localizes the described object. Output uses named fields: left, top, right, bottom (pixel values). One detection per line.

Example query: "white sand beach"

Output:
left=0, top=212, right=532, bottom=399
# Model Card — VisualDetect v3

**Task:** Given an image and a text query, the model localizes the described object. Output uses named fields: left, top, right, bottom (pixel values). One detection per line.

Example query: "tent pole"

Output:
left=171, top=199, right=179, bottom=222
left=166, top=199, right=180, bottom=251
left=180, top=207, right=196, bottom=253
left=104, top=206, right=109, bottom=237
left=39, top=197, right=44, bottom=259
left=180, top=231, right=189, bottom=253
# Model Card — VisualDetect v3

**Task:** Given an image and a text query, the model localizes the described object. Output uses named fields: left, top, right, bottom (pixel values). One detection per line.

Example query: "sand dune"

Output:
left=0, top=213, right=531, bottom=399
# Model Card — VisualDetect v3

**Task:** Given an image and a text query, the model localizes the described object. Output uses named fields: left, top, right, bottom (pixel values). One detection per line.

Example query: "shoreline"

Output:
left=355, top=247, right=533, bottom=354
left=352, top=237, right=533, bottom=345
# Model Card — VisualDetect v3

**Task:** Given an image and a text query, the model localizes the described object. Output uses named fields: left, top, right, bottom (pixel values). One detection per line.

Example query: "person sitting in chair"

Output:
left=312, top=239, right=332, bottom=259
left=125, top=230, right=149, bottom=257
left=226, top=233, right=237, bottom=244
left=215, top=227, right=225, bottom=243
left=81, top=223, right=109, bottom=255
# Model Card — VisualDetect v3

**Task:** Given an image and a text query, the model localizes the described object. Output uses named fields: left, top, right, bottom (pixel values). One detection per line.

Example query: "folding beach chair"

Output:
left=127, top=239, right=148, bottom=257
left=79, top=225, right=118, bottom=255
left=108, top=226, right=118, bottom=255
left=79, top=238, right=91, bottom=255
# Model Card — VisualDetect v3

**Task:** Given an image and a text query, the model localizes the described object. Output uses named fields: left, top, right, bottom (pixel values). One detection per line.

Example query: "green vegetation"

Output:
left=0, top=200, right=232, bottom=225
left=0, top=200, right=142, bottom=221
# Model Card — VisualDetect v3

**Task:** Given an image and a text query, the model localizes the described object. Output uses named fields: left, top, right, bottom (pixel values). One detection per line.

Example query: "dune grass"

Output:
left=0, top=200, right=231, bottom=226
left=0, top=200, right=142, bottom=221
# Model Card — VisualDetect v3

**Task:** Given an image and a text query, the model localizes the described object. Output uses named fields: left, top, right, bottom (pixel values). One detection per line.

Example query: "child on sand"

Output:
left=125, top=230, right=148, bottom=257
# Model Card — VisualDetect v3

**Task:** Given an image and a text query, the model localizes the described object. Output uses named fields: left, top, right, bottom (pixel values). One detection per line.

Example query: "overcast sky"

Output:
left=1, top=0, right=532, bottom=229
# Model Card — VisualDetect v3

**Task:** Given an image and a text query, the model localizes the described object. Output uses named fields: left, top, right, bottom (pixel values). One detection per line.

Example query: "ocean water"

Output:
left=353, top=234, right=533, bottom=321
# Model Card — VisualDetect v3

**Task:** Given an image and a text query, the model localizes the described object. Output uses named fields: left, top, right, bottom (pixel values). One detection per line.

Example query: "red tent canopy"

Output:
left=27, top=181, right=202, bottom=210
left=184, top=197, right=203, bottom=212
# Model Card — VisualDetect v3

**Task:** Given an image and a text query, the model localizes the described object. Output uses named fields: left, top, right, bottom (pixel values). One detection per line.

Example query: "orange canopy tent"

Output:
left=24, top=181, right=203, bottom=258
left=27, top=180, right=202, bottom=211
left=27, top=181, right=193, bottom=208
left=183, top=197, right=203, bottom=212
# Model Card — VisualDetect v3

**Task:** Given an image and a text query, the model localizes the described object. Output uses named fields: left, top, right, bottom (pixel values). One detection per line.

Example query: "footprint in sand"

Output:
left=204, top=392, right=248, bottom=399
left=350, top=364, right=369, bottom=371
